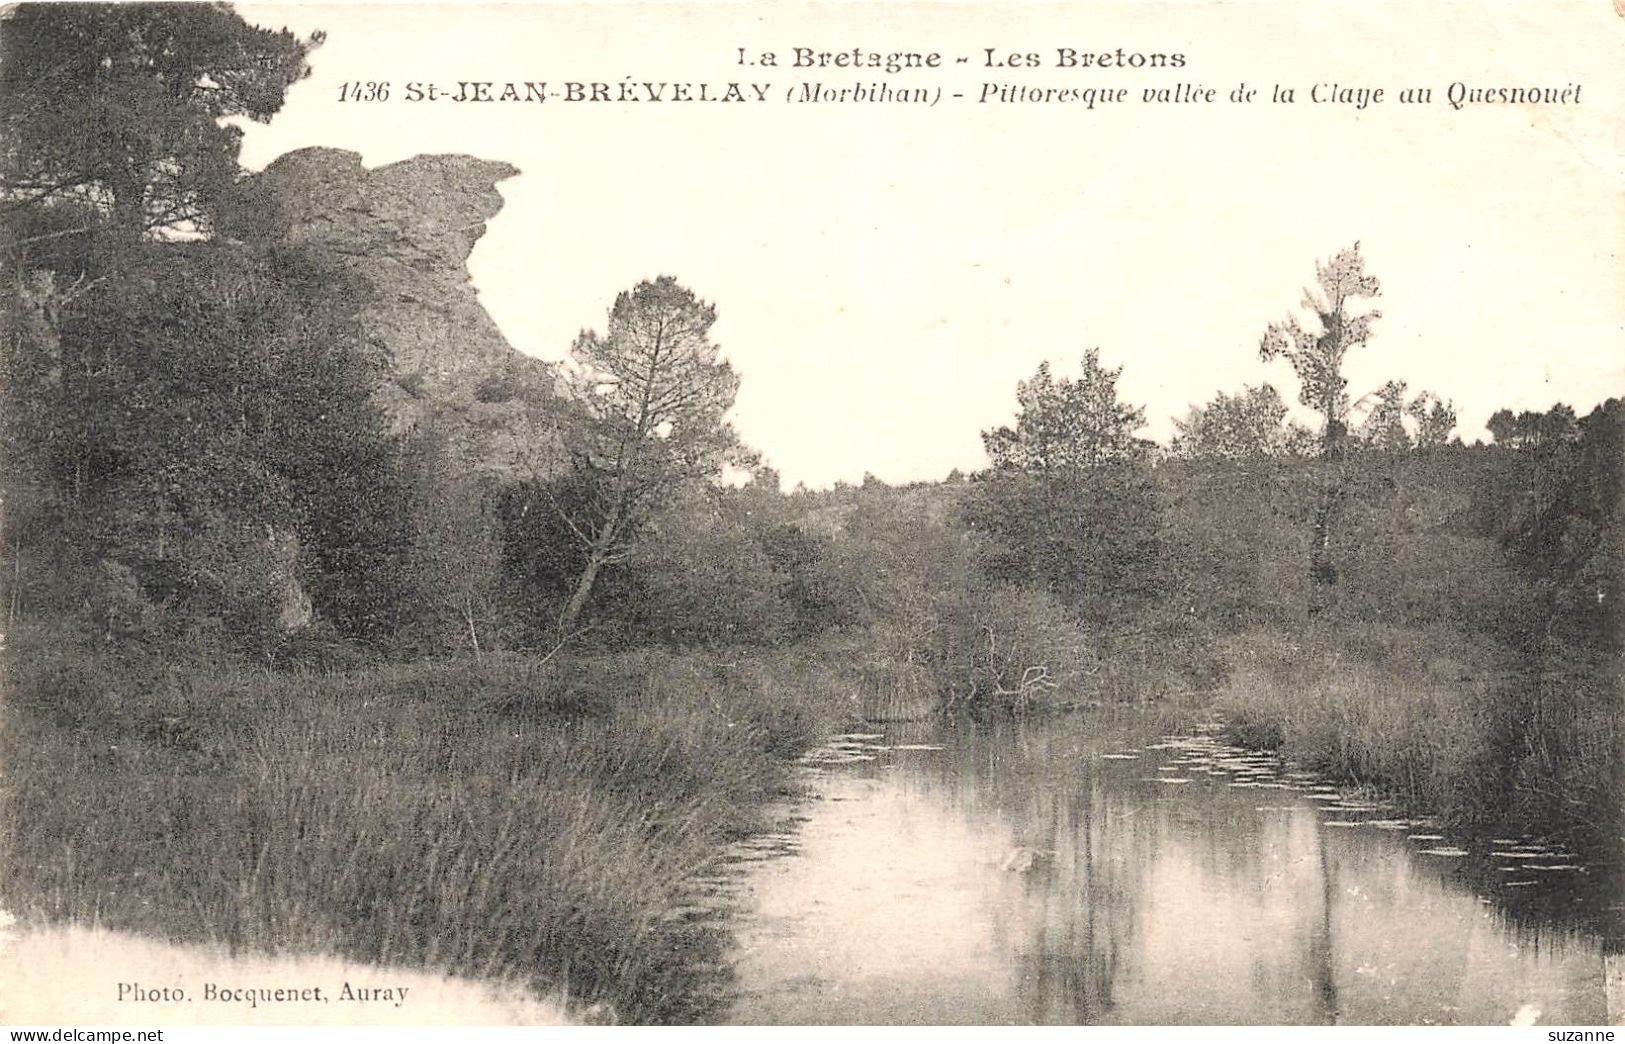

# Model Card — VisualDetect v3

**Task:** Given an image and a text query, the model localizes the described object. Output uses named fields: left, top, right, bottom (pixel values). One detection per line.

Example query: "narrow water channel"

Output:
left=723, top=710, right=1622, bottom=1025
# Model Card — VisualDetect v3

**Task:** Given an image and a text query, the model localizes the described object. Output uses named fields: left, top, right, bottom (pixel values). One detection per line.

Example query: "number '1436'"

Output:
left=338, top=81, right=390, bottom=102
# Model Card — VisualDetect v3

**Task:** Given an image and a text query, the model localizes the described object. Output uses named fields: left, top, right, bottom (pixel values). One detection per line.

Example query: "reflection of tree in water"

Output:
left=893, top=715, right=1613, bottom=1024
left=1308, top=827, right=1340, bottom=1024
left=1005, top=754, right=1349, bottom=1024
left=1607, top=924, right=1623, bottom=1028
left=1014, top=772, right=1141, bottom=1022
left=939, top=719, right=1140, bottom=1022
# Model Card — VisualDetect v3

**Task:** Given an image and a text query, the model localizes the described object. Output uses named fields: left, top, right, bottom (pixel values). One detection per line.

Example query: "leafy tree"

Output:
left=1352, top=380, right=1458, bottom=451
left=0, top=239, right=405, bottom=648
left=1259, top=244, right=1382, bottom=458
left=1489, top=399, right=1622, bottom=649
left=964, top=467, right=1160, bottom=625
left=755, top=521, right=843, bottom=638
left=983, top=350, right=1150, bottom=471
left=0, top=3, right=318, bottom=237
left=1169, top=383, right=1311, bottom=460
left=1487, top=404, right=1579, bottom=450
left=1258, top=244, right=1382, bottom=616
left=970, top=350, right=1160, bottom=623
left=552, top=276, right=749, bottom=631
left=724, top=464, right=852, bottom=638
left=1356, top=379, right=1412, bottom=451
left=1407, top=392, right=1458, bottom=449
left=1485, top=409, right=1516, bottom=447
left=606, top=487, right=794, bottom=646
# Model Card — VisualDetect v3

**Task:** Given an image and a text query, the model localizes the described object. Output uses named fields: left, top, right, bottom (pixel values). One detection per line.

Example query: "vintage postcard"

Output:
left=0, top=0, right=1620, bottom=1030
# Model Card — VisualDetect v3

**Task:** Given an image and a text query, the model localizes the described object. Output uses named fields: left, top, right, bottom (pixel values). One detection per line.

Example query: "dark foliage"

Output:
left=0, top=3, right=317, bottom=235
left=1, top=237, right=410, bottom=649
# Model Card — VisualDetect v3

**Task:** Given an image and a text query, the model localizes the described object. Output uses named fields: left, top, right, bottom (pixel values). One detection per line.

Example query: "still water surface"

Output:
left=723, top=710, right=1622, bottom=1025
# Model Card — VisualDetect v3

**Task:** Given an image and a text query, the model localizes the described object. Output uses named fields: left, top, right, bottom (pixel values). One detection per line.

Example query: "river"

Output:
left=720, top=709, right=1622, bottom=1025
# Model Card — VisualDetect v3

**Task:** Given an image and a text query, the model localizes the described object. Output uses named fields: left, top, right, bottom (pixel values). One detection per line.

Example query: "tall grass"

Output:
left=1497, top=654, right=1624, bottom=851
left=1216, top=626, right=1622, bottom=850
left=0, top=628, right=849, bottom=1024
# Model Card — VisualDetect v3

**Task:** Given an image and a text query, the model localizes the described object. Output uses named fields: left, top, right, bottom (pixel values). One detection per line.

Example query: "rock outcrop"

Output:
left=238, top=147, right=566, bottom=478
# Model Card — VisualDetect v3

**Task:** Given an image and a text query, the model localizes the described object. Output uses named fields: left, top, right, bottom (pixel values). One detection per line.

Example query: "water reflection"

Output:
left=726, top=712, right=1616, bottom=1025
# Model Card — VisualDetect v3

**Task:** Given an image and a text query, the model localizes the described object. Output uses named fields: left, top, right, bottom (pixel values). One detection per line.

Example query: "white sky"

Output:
left=235, top=1, right=1625, bottom=488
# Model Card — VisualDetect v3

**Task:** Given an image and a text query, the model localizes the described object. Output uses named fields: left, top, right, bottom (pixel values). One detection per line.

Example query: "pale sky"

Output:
left=235, top=2, right=1624, bottom=488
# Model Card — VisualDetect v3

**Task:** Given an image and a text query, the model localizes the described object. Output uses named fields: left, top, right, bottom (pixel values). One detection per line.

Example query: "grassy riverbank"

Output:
left=3, top=621, right=1615, bottom=1025
left=0, top=627, right=854, bottom=1024
left=1216, top=626, right=1623, bottom=853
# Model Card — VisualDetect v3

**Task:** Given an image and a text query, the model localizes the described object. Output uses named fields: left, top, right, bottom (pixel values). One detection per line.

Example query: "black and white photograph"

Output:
left=0, top=0, right=1620, bottom=1029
